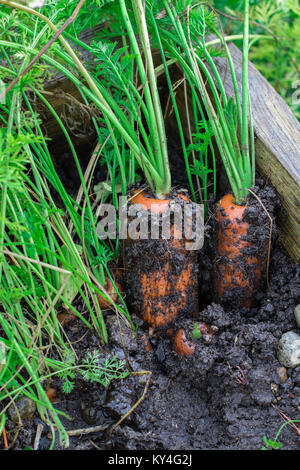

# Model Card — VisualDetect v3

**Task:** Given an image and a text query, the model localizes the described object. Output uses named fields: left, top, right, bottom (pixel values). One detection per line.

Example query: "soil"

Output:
left=4, top=176, right=300, bottom=451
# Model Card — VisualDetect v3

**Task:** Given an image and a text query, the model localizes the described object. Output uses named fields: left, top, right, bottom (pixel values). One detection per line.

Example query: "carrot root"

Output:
left=2, top=426, right=8, bottom=449
left=124, top=190, right=198, bottom=331
left=213, top=193, right=268, bottom=308
left=174, top=329, right=196, bottom=356
left=97, top=276, right=122, bottom=310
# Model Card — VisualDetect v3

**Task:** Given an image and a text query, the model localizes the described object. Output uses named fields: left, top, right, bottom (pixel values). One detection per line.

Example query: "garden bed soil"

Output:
left=4, top=179, right=300, bottom=451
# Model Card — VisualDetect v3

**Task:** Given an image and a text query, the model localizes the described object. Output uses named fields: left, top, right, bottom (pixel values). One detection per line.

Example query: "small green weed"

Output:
left=57, top=349, right=129, bottom=394
left=261, top=419, right=300, bottom=450
left=191, top=324, right=202, bottom=340
left=261, top=435, right=282, bottom=450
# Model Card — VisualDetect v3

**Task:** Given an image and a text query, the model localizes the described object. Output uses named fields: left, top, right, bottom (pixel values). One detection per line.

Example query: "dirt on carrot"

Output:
left=122, top=186, right=200, bottom=336
left=211, top=183, right=279, bottom=308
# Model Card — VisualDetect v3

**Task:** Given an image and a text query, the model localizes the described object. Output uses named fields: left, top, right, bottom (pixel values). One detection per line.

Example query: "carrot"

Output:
left=2, top=425, right=8, bottom=450
left=174, top=329, right=196, bottom=356
left=174, top=322, right=216, bottom=356
left=124, top=190, right=198, bottom=332
left=129, top=190, right=177, bottom=214
left=213, top=193, right=268, bottom=308
left=46, top=387, right=59, bottom=404
left=97, top=276, right=121, bottom=310
left=57, top=312, right=76, bottom=324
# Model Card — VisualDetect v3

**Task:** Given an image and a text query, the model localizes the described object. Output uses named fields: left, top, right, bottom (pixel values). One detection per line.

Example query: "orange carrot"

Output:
left=174, top=329, right=196, bottom=356
left=129, top=190, right=174, bottom=214
left=97, top=276, right=121, bottom=310
left=57, top=312, right=76, bottom=324
left=124, top=190, right=198, bottom=332
left=213, top=193, right=268, bottom=308
left=46, top=388, right=59, bottom=404
left=2, top=426, right=8, bottom=449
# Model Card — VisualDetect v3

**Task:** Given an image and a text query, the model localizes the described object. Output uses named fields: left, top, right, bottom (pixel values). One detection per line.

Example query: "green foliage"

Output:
left=188, top=121, right=214, bottom=184
left=260, top=419, right=300, bottom=450
left=92, top=42, right=134, bottom=97
left=261, top=435, right=283, bottom=450
left=250, top=0, right=300, bottom=120
left=58, top=244, right=84, bottom=309
left=42, top=0, right=117, bottom=36
left=191, top=323, right=202, bottom=340
left=0, top=347, right=27, bottom=394
left=0, top=0, right=134, bottom=449
left=1, top=265, right=45, bottom=301
left=57, top=349, right=77, bottom=394
left=80, top=351, right=129, bottom=387
left=212, top=0, right=300, bottom=120
left=0, top=131, right=39, bottom=189
left=57, top=349, right=129, bottom=393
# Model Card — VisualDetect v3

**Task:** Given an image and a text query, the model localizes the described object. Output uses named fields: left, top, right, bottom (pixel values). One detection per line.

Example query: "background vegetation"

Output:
left=211, top=0, right=300, bottom=120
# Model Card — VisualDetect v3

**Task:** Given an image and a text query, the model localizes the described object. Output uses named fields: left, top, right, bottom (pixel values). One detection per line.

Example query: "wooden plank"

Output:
left=211, top=42, right=300, bottom=261
left=40, top=25, right=107, bottom=155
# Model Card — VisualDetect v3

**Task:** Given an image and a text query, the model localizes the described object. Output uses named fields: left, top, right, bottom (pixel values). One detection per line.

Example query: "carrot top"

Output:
left=153, top=0, right=254, bottom=205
